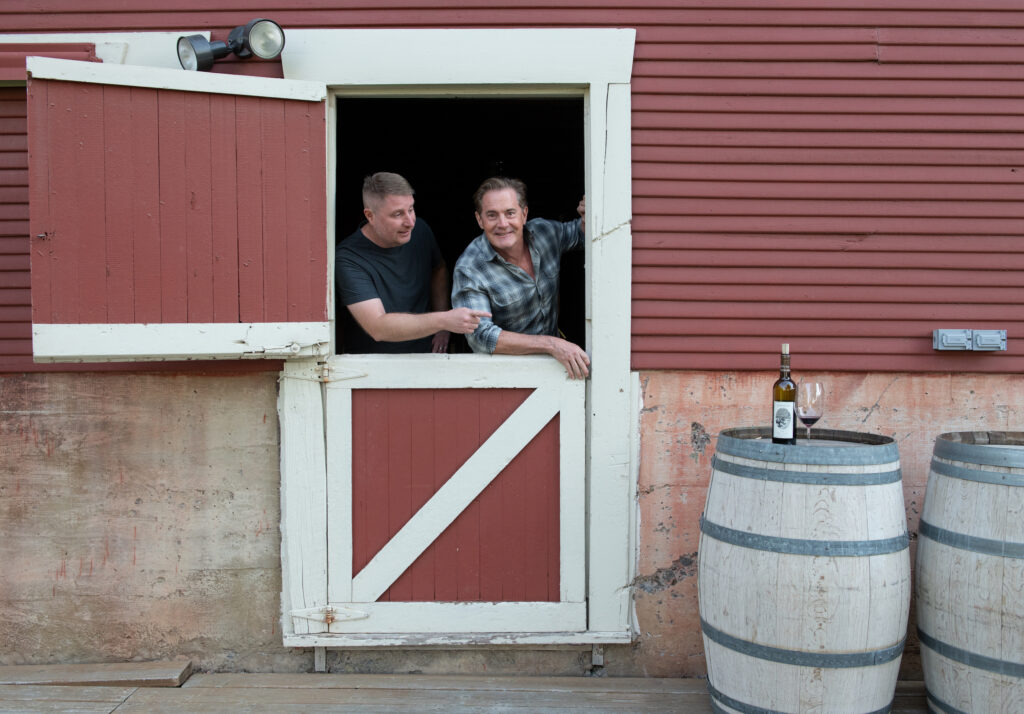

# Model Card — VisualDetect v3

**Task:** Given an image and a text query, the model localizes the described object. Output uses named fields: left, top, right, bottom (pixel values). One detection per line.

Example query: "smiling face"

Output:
left=475, top=187, right=529, bottom=258
left=363, top=193, right=416, bottom=248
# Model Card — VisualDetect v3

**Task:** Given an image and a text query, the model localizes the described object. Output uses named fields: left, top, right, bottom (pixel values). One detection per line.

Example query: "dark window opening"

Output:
left=335, top=97, right=585, bottom=354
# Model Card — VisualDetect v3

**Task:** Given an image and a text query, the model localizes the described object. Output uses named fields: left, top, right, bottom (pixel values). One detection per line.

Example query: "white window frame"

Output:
left=282, top=28, right=636, bottom=640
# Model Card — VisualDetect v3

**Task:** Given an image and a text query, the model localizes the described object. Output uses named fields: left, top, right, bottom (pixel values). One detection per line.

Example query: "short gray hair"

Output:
left=362, top=172, right=414, bottom=210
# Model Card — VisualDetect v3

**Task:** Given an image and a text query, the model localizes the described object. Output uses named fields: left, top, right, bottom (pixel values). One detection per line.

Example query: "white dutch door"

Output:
left=281, top=355, right=585, bottom=644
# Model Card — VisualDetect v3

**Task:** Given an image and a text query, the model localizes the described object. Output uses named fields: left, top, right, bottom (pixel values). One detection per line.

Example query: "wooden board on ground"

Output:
left=118, top=684, right=709, bottom=713
left=0, top=684, right=135, bottom=714
left=0, top=660, right=191, bottom=687
left=183, top=673, right=704, bottom=693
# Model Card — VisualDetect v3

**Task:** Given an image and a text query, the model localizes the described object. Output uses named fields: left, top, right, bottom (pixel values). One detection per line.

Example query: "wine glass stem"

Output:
left=806, top=425, right=811, bottom=441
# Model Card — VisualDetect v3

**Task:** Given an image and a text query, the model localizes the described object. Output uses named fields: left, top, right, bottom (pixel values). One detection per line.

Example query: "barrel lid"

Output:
left=717, top=427, right=899, bottom=465
left=934, top=431, right=1024, bottom=468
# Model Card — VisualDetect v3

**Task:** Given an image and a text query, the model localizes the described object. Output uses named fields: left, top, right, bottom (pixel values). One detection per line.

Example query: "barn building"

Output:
left=1, top=0, right=1022, bottom=689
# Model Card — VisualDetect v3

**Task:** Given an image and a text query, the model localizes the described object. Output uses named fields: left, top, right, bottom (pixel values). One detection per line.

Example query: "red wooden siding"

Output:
left=629, top=4, right=1024, bottom=372
left=0, top=43, right=95, bottom=81
left=0, top=87, right=29, bottom=366
left=3, top=1, right=1024, bottom=372
left=1, top=45, right=97, bottom=368
left=351, top=389, right=560, bottom=602
left=27, top=78, right=328, bottom=328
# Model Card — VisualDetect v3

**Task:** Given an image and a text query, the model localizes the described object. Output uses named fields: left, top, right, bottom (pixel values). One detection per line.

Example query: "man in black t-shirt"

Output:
left=335, top=172, right=490, bottom=353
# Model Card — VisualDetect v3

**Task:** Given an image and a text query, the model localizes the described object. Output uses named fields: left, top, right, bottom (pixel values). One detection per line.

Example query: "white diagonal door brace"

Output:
left=351, top=386, right=560, bottom=603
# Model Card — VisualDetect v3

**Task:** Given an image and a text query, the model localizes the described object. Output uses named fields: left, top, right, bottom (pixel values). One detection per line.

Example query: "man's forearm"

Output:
left=493, top=330, right=556, bottom=356
left=359, top=310, right=449, bottom=343
left=494, top=330, right=590, bottom=379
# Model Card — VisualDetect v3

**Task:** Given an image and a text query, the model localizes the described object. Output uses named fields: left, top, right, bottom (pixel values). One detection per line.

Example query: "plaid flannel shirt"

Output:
left=451, top=217, right=583, bottom=354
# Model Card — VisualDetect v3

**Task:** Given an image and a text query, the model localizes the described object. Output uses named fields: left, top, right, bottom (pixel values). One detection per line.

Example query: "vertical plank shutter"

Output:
left=27, top=58, right=329, bottom=362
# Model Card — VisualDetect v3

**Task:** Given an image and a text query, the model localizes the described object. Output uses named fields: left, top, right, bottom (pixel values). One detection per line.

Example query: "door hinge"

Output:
left=291, top=605, right=369, bottom=624
left=318, top=361, right=368, bottom=383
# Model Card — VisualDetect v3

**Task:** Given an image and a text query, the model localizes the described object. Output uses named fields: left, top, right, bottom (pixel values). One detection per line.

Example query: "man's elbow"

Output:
left=467, top=329, right=498, bottom=355
left=357, top=317, right=396, bottom=343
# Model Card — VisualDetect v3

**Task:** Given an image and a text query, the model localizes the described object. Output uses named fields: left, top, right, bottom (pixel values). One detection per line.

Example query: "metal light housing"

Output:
left=177, top=35, right=230, bottom=71
left=177, top=19, right=285, bottom=71
left=229, top=19, right=286, bottom=60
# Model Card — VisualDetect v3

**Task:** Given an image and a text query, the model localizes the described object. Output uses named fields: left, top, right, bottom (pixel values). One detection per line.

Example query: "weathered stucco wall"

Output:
left=2, top=370, right=1020, bottom=676
left=0, top=372, right=297, bottom=671
left=634, top=369, right=1024, bottom=678
left=0, top=372, right=591, bottom=675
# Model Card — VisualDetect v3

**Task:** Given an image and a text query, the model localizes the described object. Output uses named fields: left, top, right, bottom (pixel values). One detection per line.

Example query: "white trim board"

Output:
left=27, top=56, right=326, bottom=101
left=282, top=29, right=635, bottom=86
left=33, top=322, right=330, bottom=362
left=291, top=602, right=586, bottom=635
left=284, top=630, right=632, bottom=648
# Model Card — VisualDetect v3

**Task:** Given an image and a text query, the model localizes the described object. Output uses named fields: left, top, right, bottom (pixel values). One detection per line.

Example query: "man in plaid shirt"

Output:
left=451, top=177, right=589, bottom=379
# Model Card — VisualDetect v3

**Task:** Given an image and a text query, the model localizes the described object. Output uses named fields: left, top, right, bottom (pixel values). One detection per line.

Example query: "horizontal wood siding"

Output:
left=351, top=389, right=560, bottom=602
left=0, top=87, right=29, bottom=365
left=28, top=78, right=328, bottom=327
left=631, top=5, right=1024, bottom=372
left=3, top=1, right=1023, bottom=372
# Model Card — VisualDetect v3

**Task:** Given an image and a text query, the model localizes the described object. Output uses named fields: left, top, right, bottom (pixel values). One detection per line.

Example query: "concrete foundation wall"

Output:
left=635, top=370, right=1024, bottom=678
left=1, top=370, right=1019, bottom=676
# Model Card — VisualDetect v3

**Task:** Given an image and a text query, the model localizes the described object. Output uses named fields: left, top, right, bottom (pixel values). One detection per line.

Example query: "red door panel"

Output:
left=351, top=388, right=561, bottom=603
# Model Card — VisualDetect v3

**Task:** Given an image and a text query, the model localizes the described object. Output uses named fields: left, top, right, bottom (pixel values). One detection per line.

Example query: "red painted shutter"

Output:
left=26, top=61, right=328, bottom=361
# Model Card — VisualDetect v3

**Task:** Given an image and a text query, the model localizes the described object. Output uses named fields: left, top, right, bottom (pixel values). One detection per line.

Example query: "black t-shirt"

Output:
left=336, top=219, right=442, bottom=353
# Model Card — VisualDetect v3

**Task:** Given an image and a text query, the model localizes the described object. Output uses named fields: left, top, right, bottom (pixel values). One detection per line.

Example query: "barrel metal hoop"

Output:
left=934, top=433, right=1024, bottom=469
left=701, top=617, right=905, bottom=669
left=918, top=519, right=1024, bottom=560
left=930, top=457, right=1024, bottom=487
left=714, top=454, right=902, bottom=486
left=707, top=682, right=893, bottom=714
left=924, top=690, right=969, bottom=714
left=700, top=516, right=909, bottom=556
left=918, top=627, right=1024, bottom=679
left=718, top=427, right=899, bottom=466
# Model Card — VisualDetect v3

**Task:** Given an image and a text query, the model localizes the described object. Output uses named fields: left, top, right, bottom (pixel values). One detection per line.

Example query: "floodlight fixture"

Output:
left=177, top=19, right=285, bottom=71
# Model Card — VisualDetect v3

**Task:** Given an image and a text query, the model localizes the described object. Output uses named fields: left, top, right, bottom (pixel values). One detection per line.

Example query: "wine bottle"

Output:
left=771, top=343, right=797, bottom=445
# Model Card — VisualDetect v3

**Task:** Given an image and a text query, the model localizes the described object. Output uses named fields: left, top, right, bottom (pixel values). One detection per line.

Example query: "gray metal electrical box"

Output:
left=933, top=329, right=1007, bottom=351
left=973, top=330, right=1007, bottom=351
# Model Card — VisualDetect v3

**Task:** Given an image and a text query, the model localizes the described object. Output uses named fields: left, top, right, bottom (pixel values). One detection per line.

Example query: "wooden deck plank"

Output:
left=118, top=685, right=705, bottom=713
left=0, top=659, right=191, bottom=687
left=0, top=675, right=930, bottom=713
left=183, top=673, right=705, bottom=694
left=0, top=684, right=134, bottom=713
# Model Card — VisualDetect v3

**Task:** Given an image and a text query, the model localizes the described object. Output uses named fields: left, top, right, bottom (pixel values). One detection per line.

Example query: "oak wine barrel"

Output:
left=916, top=431, right=1024, bottom=714
left=698, top=427, right=911, bottom=713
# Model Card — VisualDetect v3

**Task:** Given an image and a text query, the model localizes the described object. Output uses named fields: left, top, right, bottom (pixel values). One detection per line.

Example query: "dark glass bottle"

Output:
left=771, top=343, right=797, bottom=445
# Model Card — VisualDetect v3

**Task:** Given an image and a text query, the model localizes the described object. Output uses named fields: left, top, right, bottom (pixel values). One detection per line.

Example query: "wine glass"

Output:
left=796, top=382, right=825, bottom=441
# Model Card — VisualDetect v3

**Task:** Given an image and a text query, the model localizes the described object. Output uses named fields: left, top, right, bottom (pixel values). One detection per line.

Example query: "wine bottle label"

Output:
left=772, top=400, right=795, bottom=439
